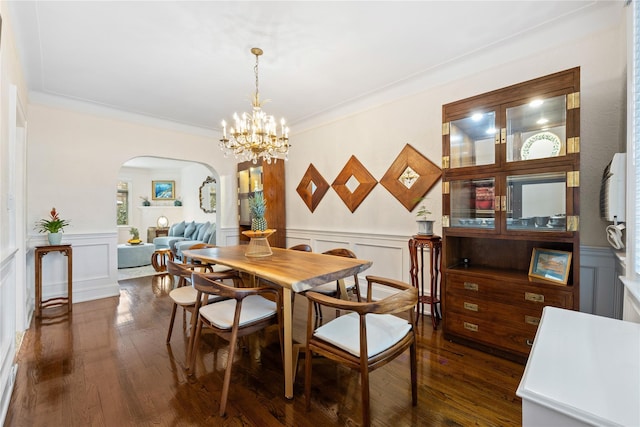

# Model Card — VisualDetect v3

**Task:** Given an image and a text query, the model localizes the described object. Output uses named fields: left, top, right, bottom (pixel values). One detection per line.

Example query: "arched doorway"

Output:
left=117, top=156, right=219, bottom=245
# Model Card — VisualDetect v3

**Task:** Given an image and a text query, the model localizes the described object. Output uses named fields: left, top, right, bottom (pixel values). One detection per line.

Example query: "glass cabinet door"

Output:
left=238, top=165, right=264, bottom=226
left=448, top=111, right=497, bottom=169
left=448, top=177, right=496, bottom=229
left=505, top=172, right=567, bottom=232
left=506, top=94, right=567, bottom=163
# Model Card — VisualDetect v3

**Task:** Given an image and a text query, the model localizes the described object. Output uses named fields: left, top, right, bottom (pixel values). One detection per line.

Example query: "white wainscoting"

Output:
left=217, top=226, right=240, bottom=247
left=0, top=249, right=18, bottom=426
left=580, top=245, right=624, bottom=319
left=287, top=229, right=416, bottom=302
left=287, top=228, right=414, bottom=283
left=27, top=233, right=121, bottom=306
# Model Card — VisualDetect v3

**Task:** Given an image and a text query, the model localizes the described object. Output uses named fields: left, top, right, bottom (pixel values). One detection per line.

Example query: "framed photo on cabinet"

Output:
left=528, top=248, right=572, bottom=285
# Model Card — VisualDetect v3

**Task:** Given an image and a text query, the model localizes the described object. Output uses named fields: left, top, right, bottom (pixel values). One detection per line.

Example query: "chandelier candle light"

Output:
left=220, top=47, right=290, bottom=164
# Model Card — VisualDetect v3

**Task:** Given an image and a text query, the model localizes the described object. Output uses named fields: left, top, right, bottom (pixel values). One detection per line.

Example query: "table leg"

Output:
left=429, top=246, right=437, bottom=329
left=66, top=248, right=73, bottom=313
left=35, top=253, right=43, bottom=317
left=283, top=287, right=294, bottom=399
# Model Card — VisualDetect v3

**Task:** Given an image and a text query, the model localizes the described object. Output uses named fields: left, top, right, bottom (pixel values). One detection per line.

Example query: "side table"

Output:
left=408, top=235, right=441, bottom=329
left=35, top=244, right=73, bottom=317
left=151, top=248, right=174, bottom=272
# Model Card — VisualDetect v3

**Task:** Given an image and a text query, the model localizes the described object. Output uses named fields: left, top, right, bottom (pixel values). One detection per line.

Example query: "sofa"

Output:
left=153, top=220, right=216, bottom=259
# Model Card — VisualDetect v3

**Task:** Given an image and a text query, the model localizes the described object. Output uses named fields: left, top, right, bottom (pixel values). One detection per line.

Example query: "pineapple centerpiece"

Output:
left=128, top=227, right=142, bottom=245
left=248, top=191, right=267, bottom=231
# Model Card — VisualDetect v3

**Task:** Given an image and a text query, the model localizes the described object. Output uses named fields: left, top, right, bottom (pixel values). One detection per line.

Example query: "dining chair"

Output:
left=310, top=248, right=362, bottom=322
left=288, top=243, right=312, bottom=252
left=304, top=275, right=418, bottom=427
left=165, top=260, right=242, bottom=362
left=188, top=272, right=283, bottom=416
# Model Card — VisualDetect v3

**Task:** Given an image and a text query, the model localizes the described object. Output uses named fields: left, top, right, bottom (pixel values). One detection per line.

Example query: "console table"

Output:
left=147, top=227, right=169, bottom=243
left=408, top=235, right=441, bottom=329
left=35, top=244, right=72, bottom=317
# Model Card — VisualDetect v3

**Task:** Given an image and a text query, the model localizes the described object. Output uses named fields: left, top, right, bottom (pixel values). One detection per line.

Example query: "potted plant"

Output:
left=415, top=199, right=434, bottom=236
left=128, top=227, right=142, bottom=245
left=35, top=207, right=70, bottom=245
left=248, top=191, right=267, bottom=231
left=140, top=196, right=151, bottom=206
left=174, top=197, right=182, bottom=206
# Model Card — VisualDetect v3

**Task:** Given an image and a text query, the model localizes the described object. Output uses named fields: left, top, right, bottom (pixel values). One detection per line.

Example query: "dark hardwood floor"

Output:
left=4, top=274, right=524, bottom=426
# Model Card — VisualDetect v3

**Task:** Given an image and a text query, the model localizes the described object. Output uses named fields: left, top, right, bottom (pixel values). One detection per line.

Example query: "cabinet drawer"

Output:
left=445, top=311, right=536, bottom=356
left=446, top=273, right=573, bottom=308
left=445, top=293, right=542, bottom=333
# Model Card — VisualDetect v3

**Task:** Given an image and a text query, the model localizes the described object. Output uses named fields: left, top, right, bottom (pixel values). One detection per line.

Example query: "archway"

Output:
left=117, top=156, right=219, bottom=245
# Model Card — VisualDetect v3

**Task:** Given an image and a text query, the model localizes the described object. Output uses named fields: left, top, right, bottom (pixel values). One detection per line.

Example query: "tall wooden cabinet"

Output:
left=441, top=68, right=580, bottom=362
left=237, top=160, right=286, bottom=248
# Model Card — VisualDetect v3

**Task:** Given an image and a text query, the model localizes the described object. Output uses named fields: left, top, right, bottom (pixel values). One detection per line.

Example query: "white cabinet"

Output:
left=517, top=307, right=640, bottom=426
left=622, top=276, right=640, bottom=323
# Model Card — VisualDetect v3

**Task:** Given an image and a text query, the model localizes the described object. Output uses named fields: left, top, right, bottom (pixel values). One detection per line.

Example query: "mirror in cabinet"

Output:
left=199, top=176, right=217, bottom=213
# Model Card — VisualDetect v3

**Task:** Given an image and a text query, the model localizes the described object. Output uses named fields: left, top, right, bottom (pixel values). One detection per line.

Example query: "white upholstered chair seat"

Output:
left=314, top=312, right=412, bottom=358
left=169, top=286, right=220, bottom=306
left=199, top=295, right=277, bottom=329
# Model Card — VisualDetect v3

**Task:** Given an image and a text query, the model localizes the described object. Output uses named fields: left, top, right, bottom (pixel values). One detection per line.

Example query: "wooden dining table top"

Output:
left=182, top=245, right=372, bottom=292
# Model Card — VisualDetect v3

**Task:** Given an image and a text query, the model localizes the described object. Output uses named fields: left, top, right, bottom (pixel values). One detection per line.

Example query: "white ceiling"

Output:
left=7, top=1, right=623, bottom=136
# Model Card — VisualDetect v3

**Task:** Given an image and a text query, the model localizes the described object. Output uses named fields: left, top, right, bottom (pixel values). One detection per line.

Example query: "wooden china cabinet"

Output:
left=441, top=68, right=580, bottom=362
left=237, top=160, right=286, bottom=248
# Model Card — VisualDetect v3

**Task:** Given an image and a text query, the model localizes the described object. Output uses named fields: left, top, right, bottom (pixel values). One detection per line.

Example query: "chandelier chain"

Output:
left=254, top=54, right=259, bottom=106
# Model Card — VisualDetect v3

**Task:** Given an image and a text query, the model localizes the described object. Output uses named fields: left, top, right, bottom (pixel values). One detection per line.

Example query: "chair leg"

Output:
left=166, top=303, right=178, bottom=343
left=220, top=331, right=240, bottom=417
left=304, top=346, right=313, bottom=411
left=185, top=308, right=199, bottom=365
left=410, top=341, right=418, bottom=406
left=188, top=319, right=204, bottom=374
left=361, top=366, right=371, bottom=427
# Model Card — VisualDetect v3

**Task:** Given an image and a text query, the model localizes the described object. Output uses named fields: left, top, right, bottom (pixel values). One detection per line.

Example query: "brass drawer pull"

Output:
left=463, top=322, right=478, bottom=332
left=524, top=315, right=540, bottom=326
left=524, top=292, right=544, bottom=303
left=463, top=282, right=479, bottom=291
left=463, top=302, right=478, bottom=312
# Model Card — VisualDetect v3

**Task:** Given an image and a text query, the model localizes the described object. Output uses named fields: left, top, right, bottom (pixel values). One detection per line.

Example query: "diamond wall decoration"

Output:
left=380, top=144, right=442, bottom=211
left=331, top=155, right=378, bottom=213
left=296, top=163, right=330, bottom=213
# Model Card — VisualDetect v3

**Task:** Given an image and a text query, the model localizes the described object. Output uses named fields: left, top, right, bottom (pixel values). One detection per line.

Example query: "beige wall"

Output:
left=26, top=104, right=236, bottom=238
left=286, top=19, right=627, bottom=248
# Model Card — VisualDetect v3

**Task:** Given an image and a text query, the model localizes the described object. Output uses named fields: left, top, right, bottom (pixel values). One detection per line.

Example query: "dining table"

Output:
left=182, top=245, right=372, bottom=399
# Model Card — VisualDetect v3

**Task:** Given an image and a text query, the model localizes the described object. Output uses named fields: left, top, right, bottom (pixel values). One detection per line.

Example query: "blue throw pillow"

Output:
left=184, top=221, right=197, bottom=239
left=170, top=221, right=186, bottom=237
left=207, top=229, right=216, bottom=245
left=202, top=223, right=215, bottom=243
left=197, top=222, right=210, bottom=241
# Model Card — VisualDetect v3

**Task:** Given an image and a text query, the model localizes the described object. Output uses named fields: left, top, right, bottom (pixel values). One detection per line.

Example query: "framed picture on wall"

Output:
left=528, top=248, right=572, bottom=285
left=152, top=180, right=175, bottom=200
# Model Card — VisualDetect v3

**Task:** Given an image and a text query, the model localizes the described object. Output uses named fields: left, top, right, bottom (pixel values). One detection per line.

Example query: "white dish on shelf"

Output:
left=521, top=131, right=561, bottom=160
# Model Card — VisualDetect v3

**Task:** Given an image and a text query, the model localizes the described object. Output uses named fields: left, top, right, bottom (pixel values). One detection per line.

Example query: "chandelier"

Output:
left=219, top=47, right=290, bottom=164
